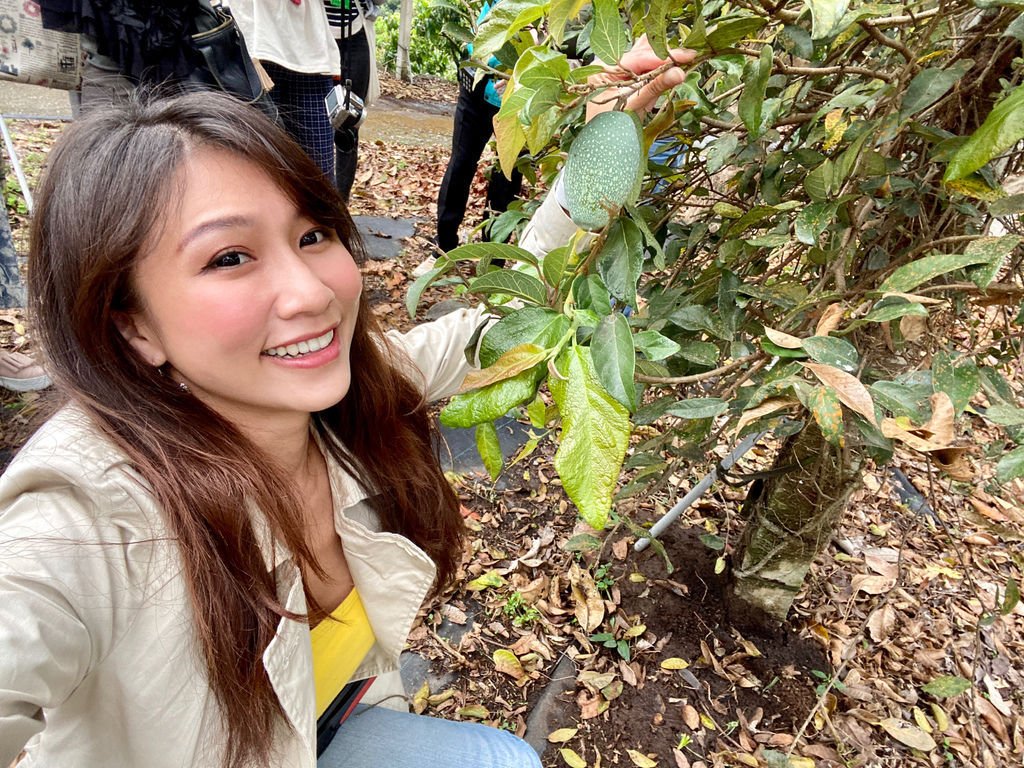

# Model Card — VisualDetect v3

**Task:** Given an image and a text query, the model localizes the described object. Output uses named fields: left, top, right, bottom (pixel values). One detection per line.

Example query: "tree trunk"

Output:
left=727, top=421, right=863, bottom=628
left=396, top=0, right=413, bottom=82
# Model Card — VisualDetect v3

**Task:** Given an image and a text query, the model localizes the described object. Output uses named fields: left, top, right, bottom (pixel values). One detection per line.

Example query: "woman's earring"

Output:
left=178, top=381, right=191, bottom=394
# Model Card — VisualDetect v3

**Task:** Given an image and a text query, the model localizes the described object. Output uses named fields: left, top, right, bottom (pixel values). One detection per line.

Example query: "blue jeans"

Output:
left=318, top=705, right=542, bottom=767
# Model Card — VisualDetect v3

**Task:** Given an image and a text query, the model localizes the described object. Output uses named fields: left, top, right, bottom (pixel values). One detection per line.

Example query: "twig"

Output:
left=858, top=20, right=915, bottom=65
left=916, top=282, right=1024, bottom=296
left=635, top=354, right=759, bottom=385
left=776, top=62, right=896, bottom=83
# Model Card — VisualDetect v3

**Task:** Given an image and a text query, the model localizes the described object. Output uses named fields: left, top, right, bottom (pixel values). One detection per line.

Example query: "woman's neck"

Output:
left=237, top=413, right=316, bottom=475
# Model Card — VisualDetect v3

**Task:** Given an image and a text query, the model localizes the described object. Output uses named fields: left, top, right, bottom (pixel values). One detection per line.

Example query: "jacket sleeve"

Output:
left=518, top=180, right=595, bottom=261
left=384, top=304, right=491, bottom=402
left=0, top=489, right=125, bottom=764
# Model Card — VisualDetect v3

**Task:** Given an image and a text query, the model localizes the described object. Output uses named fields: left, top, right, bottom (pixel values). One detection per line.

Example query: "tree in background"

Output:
left=411, top=0, right=1024, bottom=627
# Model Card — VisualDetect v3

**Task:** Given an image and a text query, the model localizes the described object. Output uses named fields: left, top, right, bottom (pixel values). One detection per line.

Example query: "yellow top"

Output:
left=310, top=588, right=376, bottom=717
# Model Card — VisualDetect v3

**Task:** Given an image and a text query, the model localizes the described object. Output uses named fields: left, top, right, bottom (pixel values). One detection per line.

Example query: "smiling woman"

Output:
left=0, top=91, right=541, bottom=768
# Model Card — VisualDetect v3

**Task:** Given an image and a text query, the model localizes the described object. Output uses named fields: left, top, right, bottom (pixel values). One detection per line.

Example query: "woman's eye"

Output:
left=300, top=228, right=329, bottom=248
left=206, top=251, right=251, bottom=269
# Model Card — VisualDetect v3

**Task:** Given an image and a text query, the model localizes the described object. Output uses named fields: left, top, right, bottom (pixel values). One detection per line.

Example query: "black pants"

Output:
left=436, top=79, right=522, bottom=252
left=335, top=28, right=371, bottom=201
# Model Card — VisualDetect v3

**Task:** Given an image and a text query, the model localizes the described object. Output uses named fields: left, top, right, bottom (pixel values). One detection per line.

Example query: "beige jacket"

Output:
left=0, top=307, right=487, bottom=768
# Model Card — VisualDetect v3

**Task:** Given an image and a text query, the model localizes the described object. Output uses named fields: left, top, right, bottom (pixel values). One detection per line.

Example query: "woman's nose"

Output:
left=273, top=251, right=335, bottom=318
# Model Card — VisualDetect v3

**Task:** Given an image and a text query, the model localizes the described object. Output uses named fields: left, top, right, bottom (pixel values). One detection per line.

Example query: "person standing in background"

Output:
left=434, top=0, right=521, bottom=254
left=230, top=0, right=340, bottom=178
left=324, top=0, right=378, bottom=201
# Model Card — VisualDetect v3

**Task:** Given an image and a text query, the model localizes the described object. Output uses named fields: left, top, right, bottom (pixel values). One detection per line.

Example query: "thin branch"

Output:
left=776, top=62, right=896, bottom=83
left=916, top=282, right=1024, bottom=296
left=858, top=20, right=915, bottom=65
left=636, top=354, right=759, bottom=385
left=865, top=7, right=941, bottom=28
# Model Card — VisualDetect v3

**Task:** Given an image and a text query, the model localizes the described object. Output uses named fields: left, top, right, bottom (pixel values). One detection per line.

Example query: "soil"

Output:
left=560, top=525, right=827, bottom=761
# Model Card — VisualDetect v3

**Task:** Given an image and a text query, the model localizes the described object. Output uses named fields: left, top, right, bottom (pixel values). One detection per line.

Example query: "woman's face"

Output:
left=118, top=147, right=362, bottom=433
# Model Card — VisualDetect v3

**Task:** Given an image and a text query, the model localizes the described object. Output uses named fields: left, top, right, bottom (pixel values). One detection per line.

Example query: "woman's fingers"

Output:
left=625, top=65, right=688, bottom=115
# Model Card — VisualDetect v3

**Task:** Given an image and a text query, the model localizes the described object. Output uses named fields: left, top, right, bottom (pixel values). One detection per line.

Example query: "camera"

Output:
left=325, top=81, right=366, bottom=132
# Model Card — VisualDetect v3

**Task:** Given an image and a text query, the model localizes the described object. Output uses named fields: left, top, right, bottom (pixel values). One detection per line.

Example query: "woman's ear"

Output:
left=112, top=311, right=168, bottom=368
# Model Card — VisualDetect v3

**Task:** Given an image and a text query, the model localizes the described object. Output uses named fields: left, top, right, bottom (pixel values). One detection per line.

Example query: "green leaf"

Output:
left=406, top=258, right=454, bottom=317
left=850, top=298, right=929, bottom=328
left=802, top=335, right=859, bottom=372
left=548, top=0, right=589, bottom=45
left=706, top=16, right=767, bottom=49
left=964, top=235, right=1022, bottom=290
left=671, top=305, right=724, bottom=337
left=804, top=0, right=852, bottom=39
left=633, top=330, right=680, bottom=361
left=476, top=422, right=504, bottom=480
left=762, top=338, right=809, bottom=358
left=738, top=45, right=773, bottom=138
left=1006, top=13, right=1024, bottom=40
left=542, top=244, right=572, bottom=291
left=441, top=368, right=542, bottom=428
left=469, top=270, right=548, bottom=306
left=945, top=84, right=1024, bottom=181
left=795, top=201, right=840, bottom=245
left=480, top=307, right=569, bottom=367
left=666, top=398, right=728, bottom=419
left=1000, top=577, right=1021, bottom=615
left=573, top=274, right=613, bottom=315
left=989, top=194, right=1024, bottom=217
left=879, top=252, right=993, bottom=293
left=700, top=533, right=726, bottom=551
left=678, top=339, right=721, bottom=366
left=590, top=0, right=629, bottom=64
left=900, top=62, right=974, bottom=119
left=804, top=158, right=837, bottom=202
left=591, top=313, right=638, bottom=412
left=808, top=385, right=844, bottom=446
left=451, top=242, right=539, bottom=269
left=550, top=347, right=631, bottom=529
left=932, top=352, right=979, bottom=416
left=493, top=86, right=530, bottom=178
left=984, top=403, right=1024, bottom=426
left=921, top=676, right=971, bottom=699
left=474, top=0, right=548, bottom=60
left=596, top=218, right=644, bottom=305
left=643, top=0, right=672, bottom=58
left=870, top=381, right=932, bottom=423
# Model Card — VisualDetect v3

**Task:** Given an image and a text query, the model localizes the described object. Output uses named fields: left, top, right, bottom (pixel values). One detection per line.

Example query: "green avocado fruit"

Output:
left=563, top=110, right=645, bottom=231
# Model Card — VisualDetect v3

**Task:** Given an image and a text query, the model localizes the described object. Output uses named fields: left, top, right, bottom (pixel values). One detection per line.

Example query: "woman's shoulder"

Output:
left=0, top=403, right=161, bottom=539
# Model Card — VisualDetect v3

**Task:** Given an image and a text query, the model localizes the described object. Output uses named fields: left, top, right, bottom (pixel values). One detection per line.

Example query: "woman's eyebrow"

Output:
left=178, top=215, right=254, bottom=252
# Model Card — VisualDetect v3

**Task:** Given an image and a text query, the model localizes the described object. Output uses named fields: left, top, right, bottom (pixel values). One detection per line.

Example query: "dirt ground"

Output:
left=2, top=74, right=1023, bottom=768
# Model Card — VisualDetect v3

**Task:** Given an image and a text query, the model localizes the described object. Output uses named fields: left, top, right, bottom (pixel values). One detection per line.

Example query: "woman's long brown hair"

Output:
left=28, top=90, right=464, bottom=768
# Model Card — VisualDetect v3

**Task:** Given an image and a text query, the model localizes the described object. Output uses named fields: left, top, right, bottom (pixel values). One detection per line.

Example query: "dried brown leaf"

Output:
left=867, top=604, right=896, bottom=642
left=802, top=362, right=878, bottom=426
left=764, top=326, right=804, bottom=349
left=815, top=303, right=844, bottom=335
left=877, top=718, right=937, bottom=751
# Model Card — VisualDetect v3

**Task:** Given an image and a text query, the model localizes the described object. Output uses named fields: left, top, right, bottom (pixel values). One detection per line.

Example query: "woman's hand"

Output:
left=586, top=35, right=696, bottom=121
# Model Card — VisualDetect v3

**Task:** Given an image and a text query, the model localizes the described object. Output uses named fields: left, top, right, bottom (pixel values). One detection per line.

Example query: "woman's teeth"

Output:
left=264, top=329, right=334, bottom=358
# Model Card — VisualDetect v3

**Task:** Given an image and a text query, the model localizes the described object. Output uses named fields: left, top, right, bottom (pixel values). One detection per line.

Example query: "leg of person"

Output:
left=436, top=80, right=499, bottom=252
left=482, top=160, right=523, bottom=243
left=261, top=61, right=336, bottom=180
left=334, top=28, right=372, bottom=200
left=319, top=705, right=541, bottom=768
